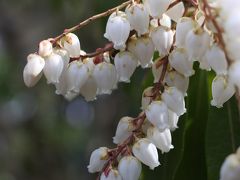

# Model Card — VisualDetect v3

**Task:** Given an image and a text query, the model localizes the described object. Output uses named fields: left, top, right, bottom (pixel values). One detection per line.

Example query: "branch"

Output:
left=51, top=0, right=132, bottom=45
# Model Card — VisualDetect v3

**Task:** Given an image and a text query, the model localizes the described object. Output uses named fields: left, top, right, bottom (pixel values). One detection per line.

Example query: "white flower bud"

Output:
left=175, top=17, right=196, bottom=48
left=150, top=26, right=174, bottom=57
left=220, top=150, right=240, bottom=180
left=113, top=116, right=134, bottom=144
left=145, top=101, right=169, bottom=132
left=93, top=62, right=118, bottom=95
left=229, top=61, right=240, bottom=90
left=162, top=87, right=186, bottom=116
left=38, top=40, right=53, bottom=57
left=127, top=36, right=154, bottom=68
left=185, top=29, right=211, bottom=62
left=205, top=45, right=228, bottom=75
left=104, top=11, right=130, bottom=50
left=169, top=48, right=194, bottom=77
left=100, top=169, right=122, bottom=180
left=66, top=61, right=89, bottom=93
left=118, top=156, right=142, bottom=180
left=23, top=54, right=45, bottom=87
left=168, top=109, right=179, bottom=131
left=125, top=3, right=149, bottom=36
left=43, top=52, right=64, bottom=84
left=80, top=76, right=97, bottom=101
left=141, top=86, right=154, bottom=110
left=114, top=51, right=138, bottom=82
left=62, top=33, right=81, bottom=58
left=152, top=59, right=164, bottom=83
left=165, top=71, right=189, bottom=95
left=211, top=75, right=235, bottom=108
left=132, top=138, right=160, bottom=170
left=147, top=126, right=174, bottom=153
left=54, top=48, right=70, bottom=95
left=88, top=147, right=109, bottom=173
left=143, top=0, right=172, bottom=18
left=165, top=2, right=185, bottom=22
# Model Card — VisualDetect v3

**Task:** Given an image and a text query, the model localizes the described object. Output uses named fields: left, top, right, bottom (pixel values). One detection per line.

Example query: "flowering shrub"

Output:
left=23, top=0, right=240, bottom=179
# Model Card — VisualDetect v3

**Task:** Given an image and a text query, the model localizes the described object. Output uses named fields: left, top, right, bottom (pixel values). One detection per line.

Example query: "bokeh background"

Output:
left=1, top=0, right=240, bottom=180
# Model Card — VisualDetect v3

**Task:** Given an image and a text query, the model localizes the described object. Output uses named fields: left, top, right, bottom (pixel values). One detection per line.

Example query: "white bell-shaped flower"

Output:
left=169, top=48, right=194, bottom=77
left=88, top=147, right=109, bottom=173
left=127, top=36, right=154, bottom=68
left=168, top=109, right=179, bottom=131
left=152, top=59, right=164, bottom=83
left=23, top=54, right=45, bottom=87
left=150, top=26, right=174, bottom=57
left=38, top=40, right=53, bottom=57
left=93, top=62, right=118, bottom=95
left=118, top=156, right=142, bottom=180
left=43, top=53, right=64, bottom=84
left=165, top=71, right=189, bottom=95
left=113, top=116, right=134, bottom=144
left=132, top=138, right=160, bottom=170
left=205, top=45, right=228, bottom=75
left=80, top=76, right=98, bottom=101
left=150, top=14, right=172, bottom=29
left=165, top=2, right=185, bottom=22
left=185, top=28, right=211, bottom=62
left=66, top=61, right=89, bottom=93
left=54, top=48, right=70, bottom=95
left=175, top=17, right=196, bottom=48
left=125, top=3, right=149, bottom=36
left=229, top=61, right=240, bottom=90
left=145, top=101, right=169, bottom=132
left=104, top=11, right=130, bottom=50
left=162, top=86, right=186, bottom=116
left=100, top=169, right=122, bottom=180
left=220, top=151, right=240, bottom=180
left=141, top=86, right=154, bottom=110
left=211, top=75, right=235, bottom=108
left=61, top=33, right=81, bottom=58
left=114, top=51, right=138, bottom=82
left=147, top=126, right=174, bottom=153
left=143, top=0, right=172, bottom=18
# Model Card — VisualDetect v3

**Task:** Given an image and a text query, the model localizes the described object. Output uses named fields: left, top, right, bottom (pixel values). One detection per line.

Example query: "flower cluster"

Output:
left=23, top=0, right=240, bottom=179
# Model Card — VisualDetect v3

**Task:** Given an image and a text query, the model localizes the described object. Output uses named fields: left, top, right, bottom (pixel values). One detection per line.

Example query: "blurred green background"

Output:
left=0, top=0, right=240, bottom=180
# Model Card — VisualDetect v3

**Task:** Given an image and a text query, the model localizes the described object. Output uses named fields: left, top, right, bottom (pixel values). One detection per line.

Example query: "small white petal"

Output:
left=88, top=147, right=109, bottom=173
left=38, top=40, right=53, bottom=57
left=43, top=53, right=64, bottom=84
left=125, top=3, right=150, bottom=36
left=113, top=116, right=134, bottom=144
left=23, top=54, right=45, bottom=87
left=147, top=127, right=174, bottom=153
left=162, top=86, right=186, bottom=116
left=169, top=48, right=194, bottom=77
left=145, top=101, right=169, bottom=132
left=100, top=169, right=122, bottom=180
left=132, top=138, right=160, bottom=170
left=104, top=11, right=130, bottom=50
left=61, top=33, right=81, bottom=58
left=118, top=156, right=142, bottom=180
left=114, top=51, right=138, bottom=82
left=143, top=0, right=172, bottom=18
left=165, top=2, right=185, bottom=22
left=150, top=26, right=174, bottom=57
left=127, top=36, right=154, bottom=68
left=211, top=75, right=235, bottom=108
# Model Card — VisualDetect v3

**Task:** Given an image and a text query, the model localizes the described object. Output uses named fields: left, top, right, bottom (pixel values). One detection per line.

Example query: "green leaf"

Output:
left=205, top=97, right=240, bottom=180
left=174, top=67, right=209, bottom=180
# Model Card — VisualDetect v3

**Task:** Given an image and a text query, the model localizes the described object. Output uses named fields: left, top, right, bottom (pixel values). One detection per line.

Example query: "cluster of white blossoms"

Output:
left=23, top=0, right=240, bottom=179
left=220, top=148, right=240, bottom=180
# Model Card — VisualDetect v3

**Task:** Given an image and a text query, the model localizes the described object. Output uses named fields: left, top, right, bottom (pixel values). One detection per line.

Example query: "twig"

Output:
left=51, top=0, right=132, bottom=45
